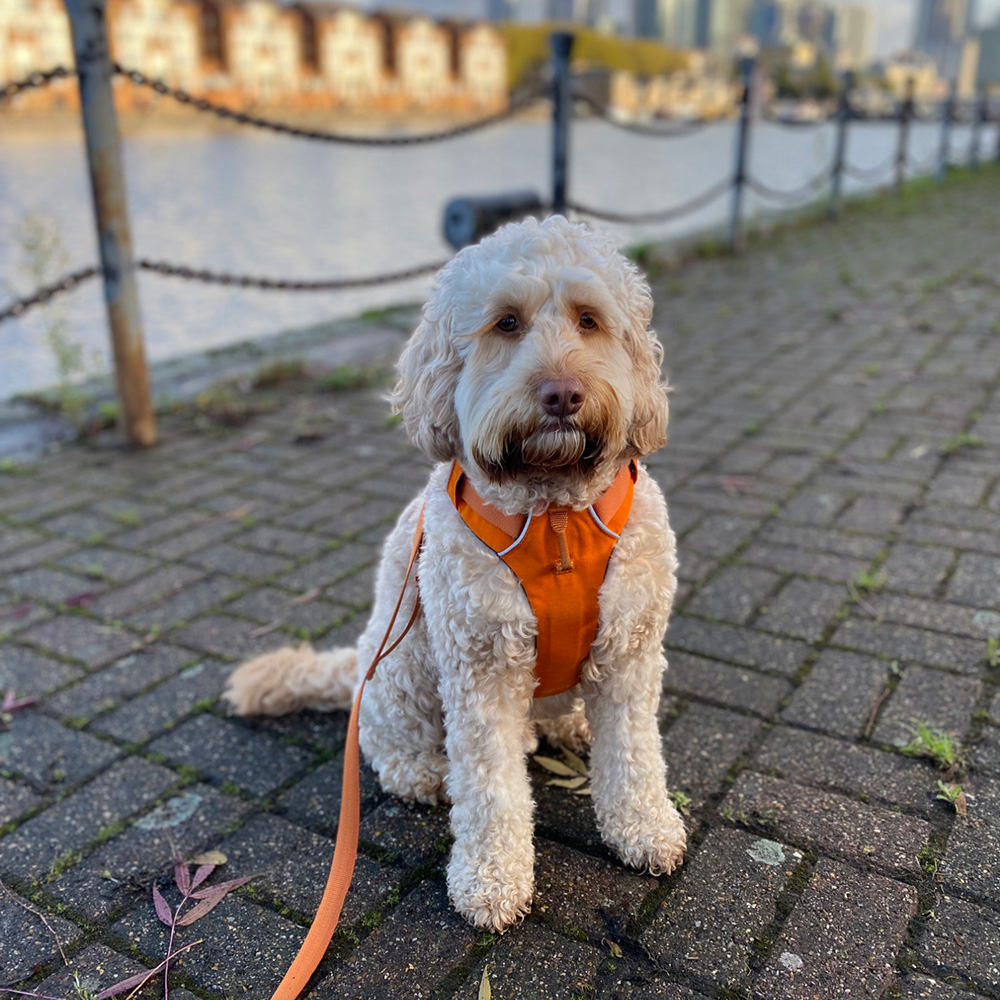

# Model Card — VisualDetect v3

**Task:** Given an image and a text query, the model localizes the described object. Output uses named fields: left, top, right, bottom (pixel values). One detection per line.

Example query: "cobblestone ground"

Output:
left=2, top=170, right=1000, bottom=1000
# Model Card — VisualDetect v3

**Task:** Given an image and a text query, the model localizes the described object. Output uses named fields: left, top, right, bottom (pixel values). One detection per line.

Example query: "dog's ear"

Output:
left=619, top=264, right=669, bottom=457
left=391, top=307, right=462, bottom=463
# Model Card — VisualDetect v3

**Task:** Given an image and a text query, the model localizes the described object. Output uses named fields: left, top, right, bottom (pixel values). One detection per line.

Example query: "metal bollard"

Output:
left=549, top=32, right=574, bottom=217
left=938, top=80, right=956, bottom=183
left=443, top=192, right=546, bottom=250
left=894, top=77, right=914, bottom=196
left=829, top=71, right=853, bottom=219
left=64, top=0, right=155, bottom=447
left=970, top=90, right=985, bottom=169
left=729, top=57, right=754, bottom=253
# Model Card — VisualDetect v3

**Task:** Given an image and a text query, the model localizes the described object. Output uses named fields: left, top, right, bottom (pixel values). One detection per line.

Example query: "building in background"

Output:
left=977, top=22, right=1000, bottom=87
left=0, top=0, right=76, bottom=109
left=833, top=3, right=873, bottom=69
left=914, top=0, right=973, bottom=77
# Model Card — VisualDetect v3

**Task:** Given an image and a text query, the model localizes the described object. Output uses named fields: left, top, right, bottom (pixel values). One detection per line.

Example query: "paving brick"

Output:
left=780, top=649, right=889, bottom=739
left=112, top=894, right=306, bottom=1000
left=0, top=757, right=177, bottom=882
left=0, top=596, right=50, bottom=634
left=276, top=544, right=377, bottom=593
left=871, top=666, right=982, bottom=748
left=596, top=970, right=711, bottom=999
left=31, top=944, right=193, bottom=1000
left=759, top=522, right=884, bottom=559
left=20, top=615, right=139, bottom=668
left=216, top=813, right=396, bottom=923
left=663, top=703, right=763, bottom=811
left=310, top=880, right=478, bottom=1000
left=680, top=514, right=760, bottom=559
left=666, top=617, right=811, bottom=677
left=46, top=645, right=195, bottom=721
left=148, top=714, right=312, bottom=797
left=752, top=859, right=917, bottom=1000
left=881, top=543, right=955, bottom=598
left=862, top=593, right=1000, bottom=642
left=0, top=884, right=83, bottom=986
left=642, top=828, right=801, bottom=992
left=971, top=725, right=1000, bottom=775
left=358, top=798, right=450, bottom=868
left=183, top=543, right=295, bottom=580
left=0, top=712, right=118, bottom=792
left=6, top=566, right=104, bottom=604
left=835, top=495, right=906, bottom=534
left=239, top=525, right=324, bottom=559
left=776, top=486, right=849, bottom=527
left=275, top=757, right=385, bottom=834
left=532, top=839, right=656, bottom=942
left=939, top=773, right=1000, bottom=903
left=684, top=565, right=780, bottom=624
left=92, top=658, right=232, bottom=743
left=898, top=518, right=1000, bottom=557
left=664, top=653, right=793, bottom=718
left=756, top=578, right=845, bottom=642
left=917, top=894, right=1000, bottom=994
left=945, top=552, right=1000, bottom=609
left=90, top=565, right=204, bottom=620
left=49, top=784, right=250, bottom=920
left=224, top=587, right=348, bottom=634
left=464, top=925, right=603, bottom=1000
left=0, top=644, right=82, bottom=698
left=724, top=772, right=931, bottom=874
left=0, top=776, right=41, bottom=826
left=925, top=472, right=990, bottom=507
left=741, top=541, right=869, bottom=583
left=171, top=614, right=288, bottom=660
left=831, top=618, right=988, bottom=675
left=126, top=575, right=245, bottom=631
left=57, top=547, right=159, bottom=583
left=112, top=511, right=205, bottom=550
left=898, top=974, right=973, bottom=1000
left=754, top=726, right=940, bottom=817
left=41, top=510, right=119, bottom=541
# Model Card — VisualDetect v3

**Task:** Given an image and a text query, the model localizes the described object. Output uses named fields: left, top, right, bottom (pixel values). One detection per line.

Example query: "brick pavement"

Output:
left=2, top=170, right=1000, bottom=999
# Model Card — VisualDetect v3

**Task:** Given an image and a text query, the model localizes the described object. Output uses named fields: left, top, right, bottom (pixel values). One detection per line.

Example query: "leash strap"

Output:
left=268, top=507, right=425, bottom=1000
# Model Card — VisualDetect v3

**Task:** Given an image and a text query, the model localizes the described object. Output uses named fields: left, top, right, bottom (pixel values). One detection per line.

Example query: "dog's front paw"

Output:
left=604, top=805, right=687, bottom=876
left=447, top=845, right=533, bottom=931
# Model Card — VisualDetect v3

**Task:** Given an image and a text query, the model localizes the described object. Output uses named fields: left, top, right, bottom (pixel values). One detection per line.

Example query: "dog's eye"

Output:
left=579, top=312, right=597, bottom=330
left=496, top=315, right=519, bottom=334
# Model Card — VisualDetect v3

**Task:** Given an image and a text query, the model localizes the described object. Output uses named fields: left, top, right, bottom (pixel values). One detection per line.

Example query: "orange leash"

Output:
left=269, top=507, right=425, bottom=1000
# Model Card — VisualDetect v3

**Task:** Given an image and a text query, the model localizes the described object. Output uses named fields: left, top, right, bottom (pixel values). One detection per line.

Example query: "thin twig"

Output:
left=116, top=940, right=204, bottom=1000
left=0, top=877, right=68, bottom=964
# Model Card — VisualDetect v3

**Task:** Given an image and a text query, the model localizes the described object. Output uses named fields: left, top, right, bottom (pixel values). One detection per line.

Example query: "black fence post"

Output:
left=729, top=57, right=754, bottom=253
left=64, top=0, right=156, bottom=447
left=550, top=32, right=574, bottom=217
left=970, top=89, right=985, bottom=169
left=894, top=77, right=914, bottom=196
left=829, top=71, right=852, bottom=219
left=938, top=79, right=955, bottom=182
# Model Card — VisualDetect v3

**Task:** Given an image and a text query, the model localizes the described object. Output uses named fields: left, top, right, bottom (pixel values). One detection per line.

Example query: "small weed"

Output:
left=48, top=849, right=83, bottom=880
left=0, top=458, right=28, bottom=475
left=862, top=362, right=881, bottom=376
left=319, top=365, right=389, bottom=392
left=83, top=531, right=107, bottom=546
left=899, top=721, right=964, bottom=773
left=251, top=358, right=307, bottom=389
left=194, top=380, right=274, bottom=427
left=917, top=843, right=940, bottom=875
left=669, top=789, right=692, bottom=817
left=939, top=432, right=983, bottom=455
left=871, top=399, right=887, bottom=414
left=744, top=421, right=760, bottom=435
left=72, top=972, right=98, bottom=1000
left=84, top=563, right=105, bottom=579
left=851, top=568, right=887, bottom=594
left=986, top=637, right=1000, bottom=669
left=382, top=412, right=403, bottom=429
left=112, top=509, right=141, bottom=526
left=935, top=780, right=968, bottom=818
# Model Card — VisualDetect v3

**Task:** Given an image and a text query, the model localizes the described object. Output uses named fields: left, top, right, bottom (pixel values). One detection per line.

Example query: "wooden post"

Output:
left=829, top=71, right=852, bottom=219
left=729, top=57, right=754, bottom=252
left=550, top=32, right=574, bottom=217
left=64, top=0, right=156, bottom=447
left=894, top=77, right=914, bottom=197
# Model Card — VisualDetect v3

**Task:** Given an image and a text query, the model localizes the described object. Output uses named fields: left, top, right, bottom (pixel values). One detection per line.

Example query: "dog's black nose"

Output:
left=539, top=377, right=585, bottom=418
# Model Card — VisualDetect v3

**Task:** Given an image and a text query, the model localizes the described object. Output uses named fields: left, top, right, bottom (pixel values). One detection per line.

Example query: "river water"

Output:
left=0, top=115, right=993, bottom=400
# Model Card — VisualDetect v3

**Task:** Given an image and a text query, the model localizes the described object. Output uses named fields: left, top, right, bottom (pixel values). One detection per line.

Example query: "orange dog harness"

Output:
left=448, top=461, right=636, bottom=698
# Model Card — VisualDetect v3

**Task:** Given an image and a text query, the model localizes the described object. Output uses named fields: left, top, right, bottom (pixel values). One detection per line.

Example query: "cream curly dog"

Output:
left=225, top=215, right=686, bottom=931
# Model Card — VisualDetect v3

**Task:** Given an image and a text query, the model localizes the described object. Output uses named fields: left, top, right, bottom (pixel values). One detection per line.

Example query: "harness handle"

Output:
left=268, top=507, right=425, bottom=1000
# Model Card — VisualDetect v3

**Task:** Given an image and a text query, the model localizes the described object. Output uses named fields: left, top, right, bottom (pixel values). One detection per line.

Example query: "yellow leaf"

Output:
left=602, top=937, right=623, bottom=958
left=190, top=850, right=227, bottom=866
left=573, top=787, right=592, bottom=796
left=533, top=756, right=579, bottom=777
left=478, top=965, right=491, bottom=1000
left=560, top=747, right=590, bottom=775
left=546, top=776, right=588, bottom=789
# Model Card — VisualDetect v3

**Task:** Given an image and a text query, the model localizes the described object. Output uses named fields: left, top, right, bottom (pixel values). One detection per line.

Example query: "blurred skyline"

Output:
left=342, top=0, right=1000, bottom=56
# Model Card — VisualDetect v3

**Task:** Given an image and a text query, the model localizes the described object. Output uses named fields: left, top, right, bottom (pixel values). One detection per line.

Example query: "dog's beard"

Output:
left=472, top=422, right=608, bottom=483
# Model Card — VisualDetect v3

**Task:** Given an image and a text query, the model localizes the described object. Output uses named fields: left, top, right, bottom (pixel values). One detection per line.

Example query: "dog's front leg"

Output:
left=583, top=648, right=686, bottom=875
left=437, top=652, right=536, bottom=931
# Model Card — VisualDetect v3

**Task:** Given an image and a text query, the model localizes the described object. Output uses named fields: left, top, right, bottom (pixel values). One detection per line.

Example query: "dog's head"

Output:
left=392, top=216, right=668, bottom=507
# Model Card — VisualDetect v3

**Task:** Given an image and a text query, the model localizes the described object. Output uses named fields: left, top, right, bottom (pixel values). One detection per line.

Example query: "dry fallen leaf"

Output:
left=478, top=965, right=491, bottom=1000
left=533, top=756, right=579, bottom=777
left=190, top=850, right=227, bottom=866
left=546, top=776, right=588, bottom=790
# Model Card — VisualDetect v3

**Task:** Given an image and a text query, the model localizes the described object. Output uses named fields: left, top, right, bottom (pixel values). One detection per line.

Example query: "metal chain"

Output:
left=570, top=91, right=716, bottom=139
left=114, top=65, right=547, bottom=146
left=567, top=176, right=731, bottom=224
left=746, top=166, right=833, bottom=204
left=842, top=156, right=896, bottom=182
left=136, top=257, right=449, bottom=289
left=0, top=267, right=100, bottom=326
left=0, top=65, right=75, bottom=103
left=763, top=115, right=829, bottom=131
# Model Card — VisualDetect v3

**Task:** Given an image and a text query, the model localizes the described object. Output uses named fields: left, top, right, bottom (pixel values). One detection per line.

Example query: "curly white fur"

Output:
left=225, top=215, right=686, bottom=931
